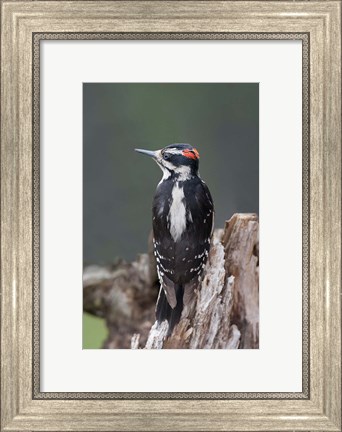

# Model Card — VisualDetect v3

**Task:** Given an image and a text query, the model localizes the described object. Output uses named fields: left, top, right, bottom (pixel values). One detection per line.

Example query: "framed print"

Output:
left=1, top=1, right=341, bottom=431
left=82, top=82, right=260, bottom=351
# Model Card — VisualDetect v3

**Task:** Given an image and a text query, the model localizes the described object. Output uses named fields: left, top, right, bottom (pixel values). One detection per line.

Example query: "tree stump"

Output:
left=83, top=213, right=259, bottom=349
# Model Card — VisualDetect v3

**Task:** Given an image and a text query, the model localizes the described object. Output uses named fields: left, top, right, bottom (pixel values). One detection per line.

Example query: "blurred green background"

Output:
left=83, top=83, right=259, bottom=348
left=83, top=313, right=108, bottom=349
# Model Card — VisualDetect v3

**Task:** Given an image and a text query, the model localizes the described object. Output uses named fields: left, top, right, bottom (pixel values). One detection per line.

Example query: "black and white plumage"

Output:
left=135, top=143, right=214, bottom=334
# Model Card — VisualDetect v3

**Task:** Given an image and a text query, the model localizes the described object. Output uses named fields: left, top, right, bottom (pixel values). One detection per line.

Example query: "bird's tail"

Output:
left=156, top=285, right=184, bottom=336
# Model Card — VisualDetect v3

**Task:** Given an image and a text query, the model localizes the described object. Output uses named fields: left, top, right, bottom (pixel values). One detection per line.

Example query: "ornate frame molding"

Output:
left=32, top=31, right=310, bottom=401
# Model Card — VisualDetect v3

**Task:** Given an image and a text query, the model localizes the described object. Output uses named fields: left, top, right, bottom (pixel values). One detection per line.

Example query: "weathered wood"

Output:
left=83, top=254, right=158, bottom=348
left=142, top=214, right=259, bottom=349
left=223, top=214, right=259, bottom=349
left=83, top=213, right=259, bottom=349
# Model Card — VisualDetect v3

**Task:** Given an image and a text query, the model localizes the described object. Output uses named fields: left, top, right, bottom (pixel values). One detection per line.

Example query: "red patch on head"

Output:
left=182, top=148, right=200, bottom=160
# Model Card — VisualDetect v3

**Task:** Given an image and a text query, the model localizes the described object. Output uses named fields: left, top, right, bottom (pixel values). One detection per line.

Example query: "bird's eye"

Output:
left=163, top=153, right=170, bottom=160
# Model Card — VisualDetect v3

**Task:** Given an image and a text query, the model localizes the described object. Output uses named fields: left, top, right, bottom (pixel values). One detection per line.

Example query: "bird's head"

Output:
left=135, top=143, right=200, bottom=180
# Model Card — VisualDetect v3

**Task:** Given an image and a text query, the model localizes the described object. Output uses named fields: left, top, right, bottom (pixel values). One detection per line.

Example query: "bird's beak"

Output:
left=134, top=148, right=157, bottom=159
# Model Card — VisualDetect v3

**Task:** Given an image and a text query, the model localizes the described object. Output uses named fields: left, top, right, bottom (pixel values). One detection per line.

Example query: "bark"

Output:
left=83, top=255, right=157, bottom=348
left=83, top=213, right=259, bottom=349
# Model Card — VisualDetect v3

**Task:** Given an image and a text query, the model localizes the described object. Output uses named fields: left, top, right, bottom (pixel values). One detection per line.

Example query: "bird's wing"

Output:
left=153, top=234, right=177, bottom=308
left=174, top=180, right=214, bottom=285
left=153, top=179, right=214, bottom=307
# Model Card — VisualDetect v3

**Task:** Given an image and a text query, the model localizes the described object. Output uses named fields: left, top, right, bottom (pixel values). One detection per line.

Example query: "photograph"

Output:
left=83, top=83, right=259, bottom=349
left=2, top=1, right=341, bottom=430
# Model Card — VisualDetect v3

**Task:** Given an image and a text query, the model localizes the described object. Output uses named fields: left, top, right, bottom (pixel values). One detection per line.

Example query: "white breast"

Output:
left=168, top=183, right=186, bottom=242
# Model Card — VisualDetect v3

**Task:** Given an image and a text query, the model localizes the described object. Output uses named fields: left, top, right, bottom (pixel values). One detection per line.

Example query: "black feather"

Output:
left=153, top=176, right=213, bottom=286
left=156, top=285, right=184, bottom=336
left=149, top=143, right=214, bottom=337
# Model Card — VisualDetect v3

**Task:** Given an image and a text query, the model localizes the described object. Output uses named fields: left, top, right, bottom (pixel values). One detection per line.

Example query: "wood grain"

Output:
left=143, top=214, right=259, bottom=349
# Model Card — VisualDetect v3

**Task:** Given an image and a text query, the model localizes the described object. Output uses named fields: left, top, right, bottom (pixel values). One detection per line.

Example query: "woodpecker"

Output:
left=135, top=143, right=214, bottom=335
